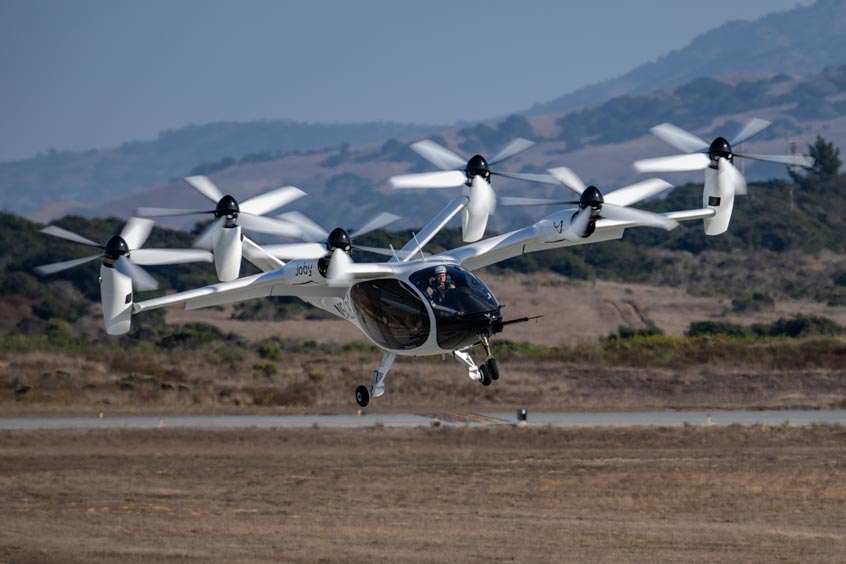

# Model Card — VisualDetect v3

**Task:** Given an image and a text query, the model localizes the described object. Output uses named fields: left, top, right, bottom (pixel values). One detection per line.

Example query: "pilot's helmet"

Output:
left=435, top=265, right=447, bottom=275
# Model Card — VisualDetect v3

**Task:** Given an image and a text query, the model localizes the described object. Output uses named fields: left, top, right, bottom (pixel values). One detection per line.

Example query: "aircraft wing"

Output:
left=438, top=208, right=714, bottom=271
left=437, top=220, right=624, bottom=271
left=133, top=268, right=346, bottom=313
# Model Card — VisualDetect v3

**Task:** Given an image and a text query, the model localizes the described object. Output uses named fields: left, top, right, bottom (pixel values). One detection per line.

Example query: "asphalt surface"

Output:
left=1, top=410, right=845, bottom=430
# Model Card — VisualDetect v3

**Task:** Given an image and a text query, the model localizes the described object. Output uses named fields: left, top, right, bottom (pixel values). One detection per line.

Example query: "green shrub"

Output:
left=257, top=343, right=283, bottom=360
left=252, top=362, right=278, bottom=378
left=752, top=315, right=842, bottom=338
left=606, top=325, right=664, bottom=341
left=687, top=321, right=752, bottom=338
left=731, top=292, right=775, bottom=313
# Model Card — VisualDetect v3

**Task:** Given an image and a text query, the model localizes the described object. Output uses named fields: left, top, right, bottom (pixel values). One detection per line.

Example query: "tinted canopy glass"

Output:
left=350, top=279, right=430, bottom=350
left=410, top=265, right=500, bottom=349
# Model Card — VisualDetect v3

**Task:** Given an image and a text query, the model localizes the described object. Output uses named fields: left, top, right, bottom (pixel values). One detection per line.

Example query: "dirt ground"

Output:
left=1, top=425, right=845, bottom=563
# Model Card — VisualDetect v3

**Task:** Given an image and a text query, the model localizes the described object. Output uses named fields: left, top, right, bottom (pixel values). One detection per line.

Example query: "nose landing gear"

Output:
left=455, top=334, right=501, bottom=387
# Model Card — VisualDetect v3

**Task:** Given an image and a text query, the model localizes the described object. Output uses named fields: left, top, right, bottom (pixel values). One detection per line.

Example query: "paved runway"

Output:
left=1, top=410, right=845, bottom=430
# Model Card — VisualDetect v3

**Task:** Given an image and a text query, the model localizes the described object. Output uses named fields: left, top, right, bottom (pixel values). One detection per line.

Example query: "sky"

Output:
left=0, top=0, right=812, bottom=162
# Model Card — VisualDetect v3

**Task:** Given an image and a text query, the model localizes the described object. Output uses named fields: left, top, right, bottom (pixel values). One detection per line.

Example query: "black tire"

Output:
left=479, top=364, right=492, bottom=386
left=487, top=358, right=500, bottom=381
left=355, top=385, right=370, bottom=407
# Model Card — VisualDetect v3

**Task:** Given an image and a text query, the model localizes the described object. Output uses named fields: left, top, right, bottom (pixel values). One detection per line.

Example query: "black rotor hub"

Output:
left=214, top=195, right=240, bottom=218
left=465, top=154, right=491, bottom=183
left=327, top=227, right=352, bottom=253
left=708, top=137, right=733, bottom=164
left=103, top=235, right=129, bottom=261
left=579, top=186, right=604, bottom=210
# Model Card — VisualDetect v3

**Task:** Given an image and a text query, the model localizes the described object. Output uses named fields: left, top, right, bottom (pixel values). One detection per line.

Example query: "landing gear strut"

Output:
left=455, top=334, right=501, bottom=387
left=355, top=351, right=396, bottom=407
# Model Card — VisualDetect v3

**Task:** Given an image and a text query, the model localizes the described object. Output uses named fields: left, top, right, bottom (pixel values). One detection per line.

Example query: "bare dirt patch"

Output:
left=1, top=425, right=844, bottom=563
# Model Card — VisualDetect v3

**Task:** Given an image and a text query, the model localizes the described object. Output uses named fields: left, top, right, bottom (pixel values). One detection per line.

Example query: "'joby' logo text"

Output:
left=295, top=263, right=313, bottom=278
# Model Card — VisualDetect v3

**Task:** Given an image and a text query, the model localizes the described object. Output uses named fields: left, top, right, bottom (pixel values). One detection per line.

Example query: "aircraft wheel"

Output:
left=355, top=385, right=370, bottom=407
left=487, top=358, right=499, bottom=381
left=479, top=364, right=492, bottom=386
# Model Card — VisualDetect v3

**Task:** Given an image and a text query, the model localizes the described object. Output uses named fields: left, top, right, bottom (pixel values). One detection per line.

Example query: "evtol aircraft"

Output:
left=35, top=124, right=813, bottom=407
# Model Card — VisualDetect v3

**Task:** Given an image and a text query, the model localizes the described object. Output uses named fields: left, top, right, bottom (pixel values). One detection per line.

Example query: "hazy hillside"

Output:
left=89, top=66, right=846, bottom=238
left=0, top=120, right=443, bottom=219
left=3, top=0, right=846, bottom=232
left=526, top=0, right=846, bottom=116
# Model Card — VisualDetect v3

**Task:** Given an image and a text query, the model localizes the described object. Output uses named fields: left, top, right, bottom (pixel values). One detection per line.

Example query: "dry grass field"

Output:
left=3, top=274, right=846, bottom=562
left=1, top=425, right=845, bottom=563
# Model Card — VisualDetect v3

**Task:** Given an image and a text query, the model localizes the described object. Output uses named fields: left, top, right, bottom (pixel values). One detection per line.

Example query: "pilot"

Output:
left=426, top=265, right=455, bottom=303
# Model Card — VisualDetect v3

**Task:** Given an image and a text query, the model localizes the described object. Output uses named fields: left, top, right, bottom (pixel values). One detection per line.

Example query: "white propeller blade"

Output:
left=562, top=207, right=592, bottom=242
left=351, top=212, right=401, bottom=238
left=239, top=186, right=306, bottom=216
left=732, top=118, right=771, bottom=146
left=130, top=248, right=213, bottom=266
left=262, top=242, right=327, bottom=260
left=601, top=204, right=678, bottom=230
left=184, top=175, right=225, bottom=203
left=492, top=171, right=558, bottom=184
left=40, top=225, right=102, bottom=248
left=651, top=123, right=709, bottom=153
left=633, top=153, right=710, bottom=173
left=136, top=207, right=215, bottom=217
left=547, top=167, right=587, bottom=195
left=500, top=196, right=577, bottom=207
left=490, top=138, right=535, bottom=165
left=735, top=152, right=815, bottom=168
left=120, top=217, right=154, bottom=250
left=390, top=170, right=466, bottom=189
left=410, top=140, right=466, bottom=171
left=237, top=213, right=302, bottom=237
left=193, top=217, right=226, bottom=250
left=277, top=211, right=329, bottom=241
left=604, top=179, right=674, bottom=207
left=718, top=157, right=746, bottom=196
left=34, top=254, right=102, bottom=276
left=114, top=256, right=159, bottom=292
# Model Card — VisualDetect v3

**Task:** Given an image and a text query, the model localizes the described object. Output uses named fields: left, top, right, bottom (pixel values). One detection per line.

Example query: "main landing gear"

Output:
left=455, top=335, right=500, bottom=387
left=355, top=350, right=396, bottom=408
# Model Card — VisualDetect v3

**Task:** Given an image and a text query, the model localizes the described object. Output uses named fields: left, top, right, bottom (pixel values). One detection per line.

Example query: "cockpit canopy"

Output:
left=410, top=265, right=501, bottom=349
left=349, top=265, right=501, bottom=352
left=409, top=265, right=498, bottom=314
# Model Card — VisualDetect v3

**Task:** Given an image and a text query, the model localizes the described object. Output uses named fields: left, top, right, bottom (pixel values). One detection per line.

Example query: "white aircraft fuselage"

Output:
left=297, top=260, right=502, bottom=357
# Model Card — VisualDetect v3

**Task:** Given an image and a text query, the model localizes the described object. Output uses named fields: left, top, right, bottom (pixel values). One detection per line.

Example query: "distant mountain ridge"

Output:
left=526, top=0, right=846, bottom=116
left=2, top=0, right=845, bottom=228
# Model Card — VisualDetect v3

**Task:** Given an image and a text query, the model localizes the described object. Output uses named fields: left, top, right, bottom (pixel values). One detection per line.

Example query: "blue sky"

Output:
left=0, top=0, right=810, bottom=161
